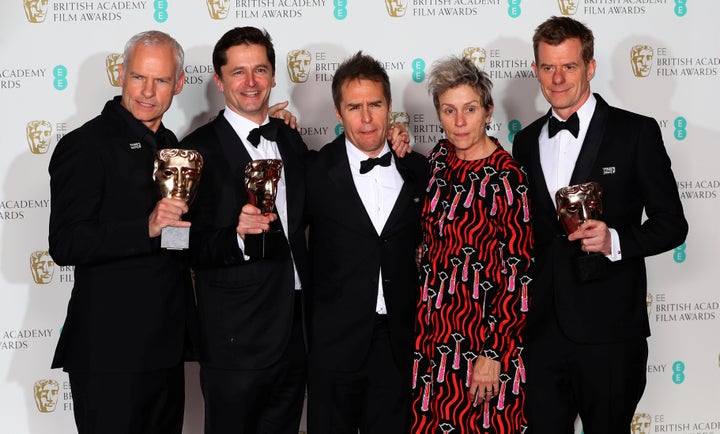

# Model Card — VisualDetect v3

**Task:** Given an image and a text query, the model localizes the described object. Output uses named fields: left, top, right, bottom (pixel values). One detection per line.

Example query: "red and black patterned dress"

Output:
left=411, top=138, right=533, bottom=433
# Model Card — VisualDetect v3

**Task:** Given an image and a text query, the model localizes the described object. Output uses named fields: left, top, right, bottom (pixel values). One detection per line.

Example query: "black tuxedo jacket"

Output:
left=180, top=113, right=309, bottom=370
left=49, top=98, right=196, bottom=373
left=305, top=134, right=429, bottom=372
left=513, top=94, right=688, bottom=344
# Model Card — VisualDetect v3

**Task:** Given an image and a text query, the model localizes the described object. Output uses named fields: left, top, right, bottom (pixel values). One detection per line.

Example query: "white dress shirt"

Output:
left=345, top=141, right=404, bottom=314
left=223, top=107, right=302, bottom=289
left=538, top=95, right=621, bottom=261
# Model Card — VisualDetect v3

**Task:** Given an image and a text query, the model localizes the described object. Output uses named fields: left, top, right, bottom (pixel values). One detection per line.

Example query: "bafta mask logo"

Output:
left=390, top=111, right=410, bottom=130
left=153, top=149, right=204, bottom=205
left=33, top=379, right=59, bottom=413
left=106, top=53, right=124, bottom=87
left=557, top=0, right=579, bottom=15
left=646, top=292, right=653, bottom=315
left=462, top=47, right=487, bottom=71
left=205, top=0, right=231, bottom=19
left=555, top=182, right=603, bottom=235
left=23, top=0, right=49, bottom=23
left=631, top=45, right=654, bottom=78
left=26, top=120, right=52, bottom=154
left=287, top=49, right=312, bottom=84
left=30, top=250, right=55, bottom=284
left=245, top=159, right=283, bottom=214
left=631, top=413, right=652, bottom=434
left=385, top=0, right=408, bottom=17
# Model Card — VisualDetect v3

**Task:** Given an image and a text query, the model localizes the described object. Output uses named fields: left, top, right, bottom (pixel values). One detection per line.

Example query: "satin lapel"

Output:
left=274, top=119, right=303, bottom=233
left=529, top=111, right=558, bottom=213
left=381, top=149, right=415, bottom=237
left=212, top=113, right=252, bottom=193
left=326, top=136, right=377, bottom=236
left=570, top=94, right=608, bottom=185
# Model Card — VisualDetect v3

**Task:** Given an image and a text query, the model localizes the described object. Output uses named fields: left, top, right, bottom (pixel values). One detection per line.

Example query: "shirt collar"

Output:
left=550, top=93, right=597, bottom=131
left=222, top=106, right=270, bottom=144
left=344, top=139, right=392, bottom=172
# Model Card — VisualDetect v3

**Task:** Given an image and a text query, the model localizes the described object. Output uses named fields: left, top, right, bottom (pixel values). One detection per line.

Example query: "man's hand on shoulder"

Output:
left=269, top=100, right=298, bottom=130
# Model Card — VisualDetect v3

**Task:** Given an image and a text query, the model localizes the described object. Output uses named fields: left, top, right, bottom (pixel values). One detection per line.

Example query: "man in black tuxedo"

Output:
left=512, top=16, right=688, bottom=434
left=179, top=27, right=308, bottom=434
left=49, top=31, right=195, bottom=433
left=305, top=52, right=429, bottom=434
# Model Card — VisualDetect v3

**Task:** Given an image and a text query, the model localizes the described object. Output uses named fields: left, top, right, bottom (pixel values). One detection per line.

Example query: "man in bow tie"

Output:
left=304, top=51, right=429, bottom=434
left=179, top=27, right=309, bottom=434
left=512, top=16, right=688, bottom=434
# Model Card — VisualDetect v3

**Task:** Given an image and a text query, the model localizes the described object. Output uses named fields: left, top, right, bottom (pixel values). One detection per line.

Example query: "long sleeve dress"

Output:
left=411, top=138, right=533, bottom=433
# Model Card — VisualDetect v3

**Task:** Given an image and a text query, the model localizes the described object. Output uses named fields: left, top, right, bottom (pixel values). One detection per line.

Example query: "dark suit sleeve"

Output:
left=616, top=117, right=687, bottom=258
left=48, top=130, right=155, bottom=266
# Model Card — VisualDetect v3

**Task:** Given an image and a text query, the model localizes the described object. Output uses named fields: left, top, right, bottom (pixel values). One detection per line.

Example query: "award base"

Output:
left=244, top=229, right=285, bottom=258
left=574, top=252, right=608, bottom=281
left=161, top=226, right=189, bottom=250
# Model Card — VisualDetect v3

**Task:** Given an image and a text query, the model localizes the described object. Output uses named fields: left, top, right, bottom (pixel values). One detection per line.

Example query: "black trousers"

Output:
left=200, top=292, right=307, bottom=434
left=524, top=317, right=648, bottom=434
left=69, top=363, right=185, bottom=434
left=308, top=315, right=412, bottom=434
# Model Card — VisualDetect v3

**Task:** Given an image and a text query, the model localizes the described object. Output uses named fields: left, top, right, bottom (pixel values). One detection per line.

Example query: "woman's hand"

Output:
left=468, top=355, right=501, bottom=406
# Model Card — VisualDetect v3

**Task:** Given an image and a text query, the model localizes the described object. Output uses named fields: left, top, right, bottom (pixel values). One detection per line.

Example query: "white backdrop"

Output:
left=1, top=1, right=718, bottom=433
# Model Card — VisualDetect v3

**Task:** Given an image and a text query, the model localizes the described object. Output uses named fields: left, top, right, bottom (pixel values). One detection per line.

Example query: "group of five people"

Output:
left=49, top=15, right=687, bottom=434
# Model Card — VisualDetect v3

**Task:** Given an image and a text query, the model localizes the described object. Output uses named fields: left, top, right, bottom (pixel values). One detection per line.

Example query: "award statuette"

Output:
left=555, top=181, right=607, bottom=281
left=244, top=159, right=284, bottom=258
left=153, top=148, right=204, bottom=250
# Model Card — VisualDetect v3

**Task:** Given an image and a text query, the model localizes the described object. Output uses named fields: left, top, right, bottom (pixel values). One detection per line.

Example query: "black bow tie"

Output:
left=359, top=152, right=392, bottom=174
left=247, top=122, right=279, bottom=147
left=548, top=112, right=580, bottom=138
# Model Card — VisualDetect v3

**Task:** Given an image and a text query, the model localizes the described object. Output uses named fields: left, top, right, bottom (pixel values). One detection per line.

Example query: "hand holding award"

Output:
left=555, top=182, right=607, bottom=281
left=153, top=148, right=203, bottom=249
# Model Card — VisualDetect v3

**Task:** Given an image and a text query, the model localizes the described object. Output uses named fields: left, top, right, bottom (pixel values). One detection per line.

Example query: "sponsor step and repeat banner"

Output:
left=2, top=1, right=718, bottom=433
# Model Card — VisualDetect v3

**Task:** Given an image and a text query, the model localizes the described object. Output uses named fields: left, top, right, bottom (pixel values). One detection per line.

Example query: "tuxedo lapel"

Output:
left=528, top=112, right=558, bottom=212
left=273, top=119, right=304, bottom=233
left=212, top=112, right=253, bottom=199
left=570, top=94, right=608, bottom=185
left=213, top=112, right=252, bottom=169
left=381, top=151, right=415, bottom=237
left=325, top=136, right=377, bottom=236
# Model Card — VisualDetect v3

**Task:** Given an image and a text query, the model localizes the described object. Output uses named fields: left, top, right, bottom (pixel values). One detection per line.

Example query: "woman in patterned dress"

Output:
left=411, top=56, right=533, bottom=433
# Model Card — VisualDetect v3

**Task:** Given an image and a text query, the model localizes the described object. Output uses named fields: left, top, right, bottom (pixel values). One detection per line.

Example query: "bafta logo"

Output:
left=30, top=250, right=55, bottom=284
left=631, top=45, right=654, bottom=78
left=154, top=148, right=204, bottom=249
left=26, top=120, right=52, bottom=154
left=33, top=379, right=59, bottom=413
left=390, top=111, right=410, bottom=130
left=646, top=292, right=653, bottom=315
left=462, top=47, right=487, bottom=71
left=287, top=49, right=312, bottom=83
left=557, top=0, right=579, bottom=15
left=384, top=0, right=408, bottom=17
left=23, top=0, right=49, bottom=23
left=244, top=159, right=284, bottom=258
left=106, top=53, right=124, bottom=87
left=631, top=413, right=651, bottom=434
left=205, top=0, right=230, bottom=19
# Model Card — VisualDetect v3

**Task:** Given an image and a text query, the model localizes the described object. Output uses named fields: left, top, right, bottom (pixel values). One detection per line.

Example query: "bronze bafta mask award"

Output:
left=243, top=159, right=284, bottom=258
left=153, top=148, right=204, bottom=250
left=555, top=182, right=608, bottom=281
